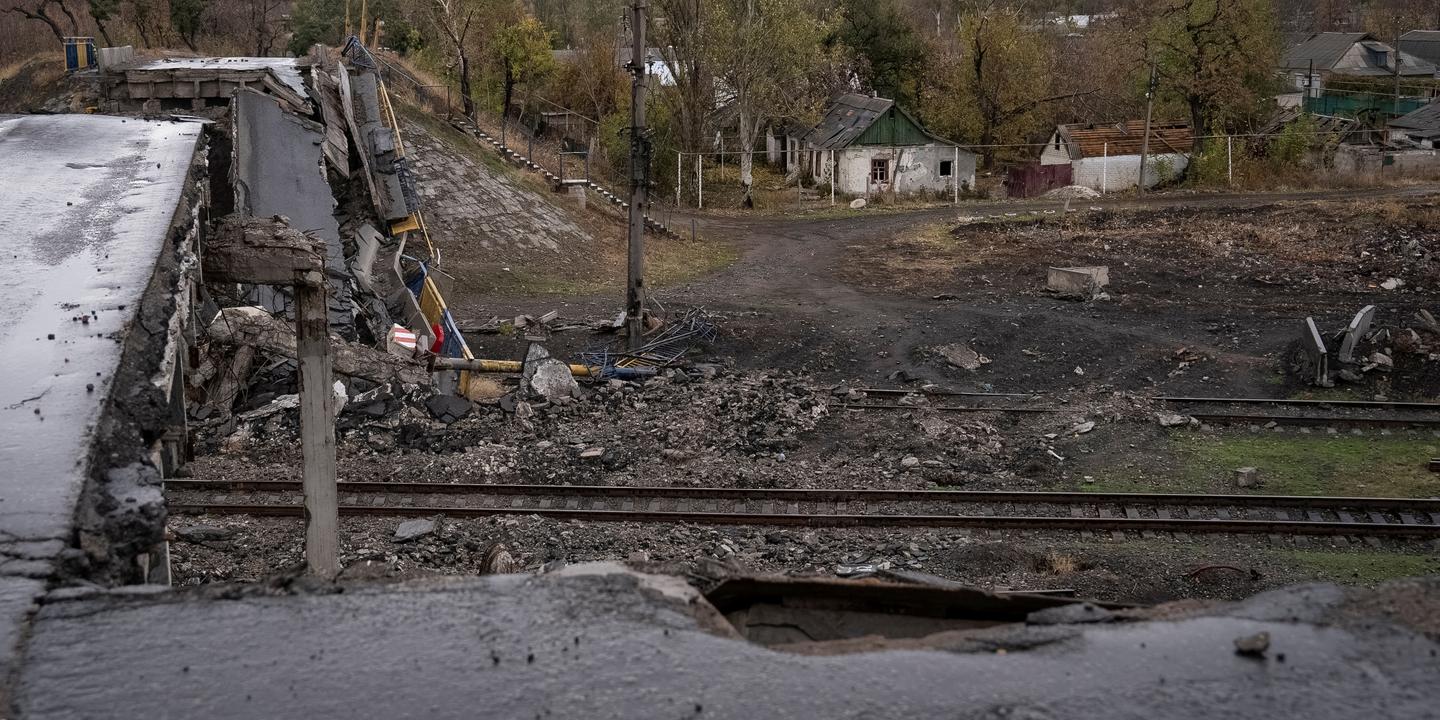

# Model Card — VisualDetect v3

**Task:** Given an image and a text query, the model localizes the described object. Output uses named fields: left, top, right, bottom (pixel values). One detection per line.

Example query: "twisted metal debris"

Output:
left=580, top=308, right=716, bottom=377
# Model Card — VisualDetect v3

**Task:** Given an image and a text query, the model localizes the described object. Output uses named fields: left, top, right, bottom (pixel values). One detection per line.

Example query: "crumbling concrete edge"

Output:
left=65, top=126, right=211, bottom=587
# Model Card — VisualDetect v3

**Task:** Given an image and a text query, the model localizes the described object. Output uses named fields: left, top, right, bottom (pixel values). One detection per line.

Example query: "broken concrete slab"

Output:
left=393, top=518, right=437, bottom=542
left=232, top=88, right=352, bottom=334
left=935, top=343, right=990, bottom=371
left=1047, top=266, right=1110, bottom=299
left=425, top=394, right=473, bottom=424
left=0, top=112, right=206, bottom=665
left=1235, top=467, right=1261, bottom=488
left=1337, top=305, right=1376, bottom=365
left=522, top=344, right=579, bottom=401
left=17, top=551, right=1440, bottom=717
left=528, top=360, right=580, bottom=401
left=203, top=215, right=325, bottom=286
left=207, top=307, right=428, bottom=385
left=1301, top=317, right=1330, bottom=386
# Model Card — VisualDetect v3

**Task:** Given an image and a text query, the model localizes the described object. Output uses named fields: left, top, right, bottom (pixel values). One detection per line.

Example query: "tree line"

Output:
left=5, top=0, right=1436, bottom=192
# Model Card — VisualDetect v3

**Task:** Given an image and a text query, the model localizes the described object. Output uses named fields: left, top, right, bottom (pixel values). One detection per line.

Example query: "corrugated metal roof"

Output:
left=1281, top=32, right=1371, bottom=70
left=1056, top=121, right=1193, bottom=159
left=1400, top=30, right=1440, bottom=67
left=1389, top=100, right=1440, bottom=132
left=804, top=94, right=894, bottom=150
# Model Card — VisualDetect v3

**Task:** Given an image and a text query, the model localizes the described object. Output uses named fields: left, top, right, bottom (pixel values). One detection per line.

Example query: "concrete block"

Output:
left=1047, top=266, right=1109, bottom=297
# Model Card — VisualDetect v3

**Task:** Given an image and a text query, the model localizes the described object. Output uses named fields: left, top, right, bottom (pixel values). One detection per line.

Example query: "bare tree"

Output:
left=652, top=0, right=715, bottom=161
left=429, top=0, right=479, bottom=117
left=245, top=0, right=285, bottom=55
left=4, top=0, right=80, bottom=44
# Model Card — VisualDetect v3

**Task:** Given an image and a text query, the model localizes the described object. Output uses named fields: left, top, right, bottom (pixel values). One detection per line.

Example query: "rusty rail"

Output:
left=166, top=481, right=1440, bottom=537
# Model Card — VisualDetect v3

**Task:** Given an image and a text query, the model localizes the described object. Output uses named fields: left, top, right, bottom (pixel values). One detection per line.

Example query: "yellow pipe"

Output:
left=460, top=359, right=598, bottom=377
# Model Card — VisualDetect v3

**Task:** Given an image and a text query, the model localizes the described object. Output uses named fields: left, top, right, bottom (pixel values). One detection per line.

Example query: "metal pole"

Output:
left=677, top=151, right=682, bottom=206
left=1227, top=135, right=1233, bottom=186
left=625, top=0, right=649, bottom=350
left=1137, top=60, right=1157, bottom=196
left=697, top=154, right=703, bottom=209
left=830, top=150, right=835, bottom=206
left=1102, top=142, right=1108, bottom=193
left=953, top=146, right=959, bottom=205
left=1393, top=30, right=1403, bottom=117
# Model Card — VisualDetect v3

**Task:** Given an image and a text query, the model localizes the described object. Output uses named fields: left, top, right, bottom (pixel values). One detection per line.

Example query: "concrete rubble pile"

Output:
left=1293, top=304, right=1440, bottom=390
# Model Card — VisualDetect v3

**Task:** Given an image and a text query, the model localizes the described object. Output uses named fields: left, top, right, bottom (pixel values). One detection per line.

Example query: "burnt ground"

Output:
left=177, top=187, right=1440, bottom=603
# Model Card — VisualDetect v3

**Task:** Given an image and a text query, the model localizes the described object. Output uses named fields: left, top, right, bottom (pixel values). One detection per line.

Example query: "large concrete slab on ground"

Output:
left=15, top=569, right=1440, bottom=719
left=0, top=112, right=203, bottom=698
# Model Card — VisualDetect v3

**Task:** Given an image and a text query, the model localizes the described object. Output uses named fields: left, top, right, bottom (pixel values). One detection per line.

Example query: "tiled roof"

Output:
left=1056, top=120, right=1193, bottom=159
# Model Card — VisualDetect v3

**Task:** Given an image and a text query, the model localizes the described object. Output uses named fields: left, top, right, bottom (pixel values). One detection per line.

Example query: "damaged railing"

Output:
left=344, top=37, right=478, bottom=395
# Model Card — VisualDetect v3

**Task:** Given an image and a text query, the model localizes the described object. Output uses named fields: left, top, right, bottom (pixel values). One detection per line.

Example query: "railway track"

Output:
left=165, top=480, right=1440, bottom=538
left=843, top=388, right=1440, bottom=427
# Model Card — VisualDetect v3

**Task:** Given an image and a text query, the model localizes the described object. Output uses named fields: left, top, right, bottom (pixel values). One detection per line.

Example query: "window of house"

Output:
left=871, top=158, right=889, bottom=184
left=940, top=160, right=953, bottom=177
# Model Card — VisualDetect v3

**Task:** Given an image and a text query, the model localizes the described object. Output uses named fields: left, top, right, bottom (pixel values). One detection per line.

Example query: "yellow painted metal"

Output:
left=463, top=360, right=597, bottom=377
left=390, top=215, right=421, bottom=234
left=368, top=50, right=475, bottom=392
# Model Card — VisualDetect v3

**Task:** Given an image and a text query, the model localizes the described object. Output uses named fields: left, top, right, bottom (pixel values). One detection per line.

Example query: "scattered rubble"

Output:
left=1043, top=185, right=1102, bottom=201
left=1047, top=266, right=1110, bottom=300
left=394, top=518, right=437, bottom=543
left=935, top=343, right=990, bottom=371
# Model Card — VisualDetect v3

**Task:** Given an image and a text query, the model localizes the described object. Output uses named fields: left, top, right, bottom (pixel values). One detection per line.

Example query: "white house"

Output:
left=800, top=93, right=976, bottom=198
left=1040, top=120, right=1193, bottom=192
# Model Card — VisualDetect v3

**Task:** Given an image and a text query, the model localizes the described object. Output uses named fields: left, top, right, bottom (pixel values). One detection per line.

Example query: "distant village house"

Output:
left=786, top=93, right=976, bottom=198
left=1039, top=121, right=1194, bottom=192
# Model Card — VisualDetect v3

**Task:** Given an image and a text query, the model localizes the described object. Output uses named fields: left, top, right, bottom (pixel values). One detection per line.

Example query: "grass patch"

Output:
left=479, top=237, right=738, bottom=296
left=1276, top=550, right=1440, bottom=586
left=1086, top=434, right=1440, bottom=497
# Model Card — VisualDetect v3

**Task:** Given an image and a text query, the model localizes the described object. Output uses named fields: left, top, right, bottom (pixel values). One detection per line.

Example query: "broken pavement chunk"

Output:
left=1336, top=305, right=1375, bottom=365
left=1300, top=317, right=1330, bottom=387
left=425, top=394, right=473, bottom=424
left=393, top=518, right=437, bottom=542
left=936, top=343, right=990, bottom=371
left=1233, top=631, right=1270, bottom=657
left=1234, top=467, right=1261, bottom=489
left=1156, top=412, right=1192, bottom=428
left=1047, top=266, right=1109, bottom=299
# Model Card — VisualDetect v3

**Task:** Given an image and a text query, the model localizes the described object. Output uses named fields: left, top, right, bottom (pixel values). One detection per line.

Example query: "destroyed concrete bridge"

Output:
left=0, top=35, right=1438, bottom=720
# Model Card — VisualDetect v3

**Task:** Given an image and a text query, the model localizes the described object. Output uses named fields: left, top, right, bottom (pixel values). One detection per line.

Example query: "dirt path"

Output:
left=464, top=185, right=1439, bottom=395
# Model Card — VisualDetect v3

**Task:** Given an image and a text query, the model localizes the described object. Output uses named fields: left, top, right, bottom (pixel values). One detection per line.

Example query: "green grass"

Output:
left=477, top=239, right=738, bottom=297
left=1276, top=550, right=1440, bottom=585
left=1086, top=434, right=1440, bottom=497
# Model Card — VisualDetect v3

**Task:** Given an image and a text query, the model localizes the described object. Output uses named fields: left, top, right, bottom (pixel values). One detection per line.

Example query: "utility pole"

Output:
left=625, top=0, right=649, bottom=350
left=296, top=270, right=338, bottom=578
left=1393, top=29, right=1403, bottom=118
left=1137, top=59, right=1157, bottom=197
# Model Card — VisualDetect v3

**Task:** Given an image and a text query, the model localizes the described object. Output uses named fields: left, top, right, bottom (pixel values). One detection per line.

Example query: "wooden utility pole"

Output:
left=202, top=218, right=338, bottom=579
left=1137, top=60, right=1157, bottom=197
left=1393, top=30, right=1403, bottom=117
left=296, top=270, right=339, bottom=578
left=625, top=0, right=649, bottom=350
